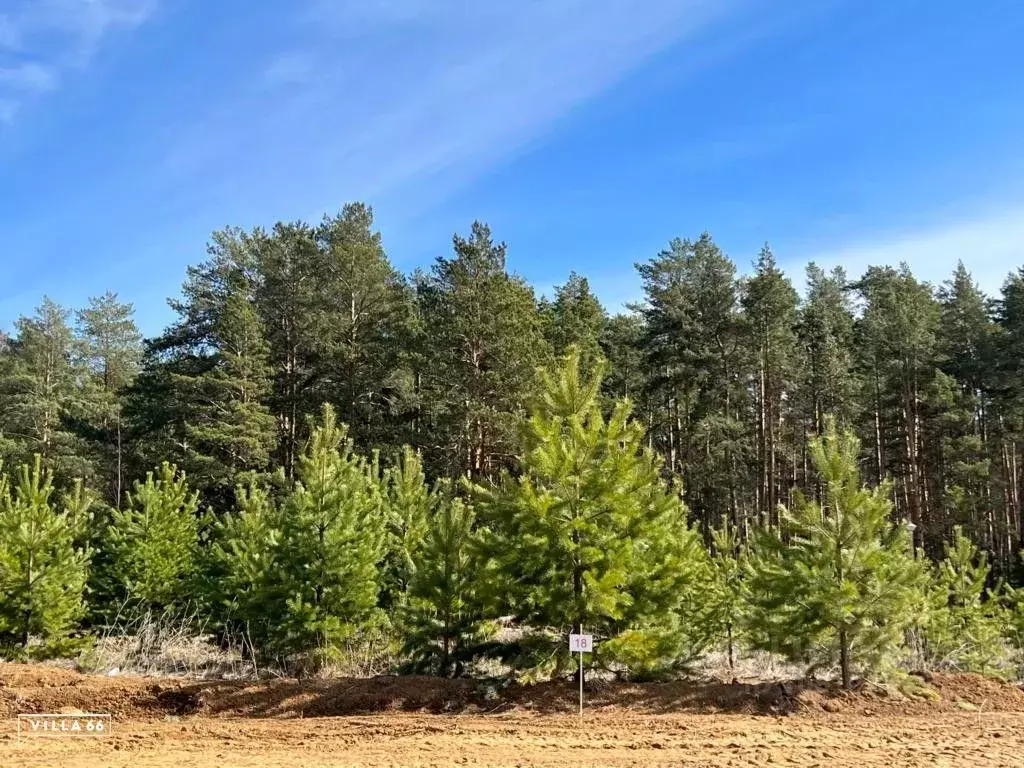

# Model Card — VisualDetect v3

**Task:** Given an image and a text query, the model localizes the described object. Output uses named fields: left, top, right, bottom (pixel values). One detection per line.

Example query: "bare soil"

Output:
left=2, top=662, right=1023, bottom=766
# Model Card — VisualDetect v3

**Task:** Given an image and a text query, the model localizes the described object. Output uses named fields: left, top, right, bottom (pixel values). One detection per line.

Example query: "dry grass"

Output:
left=306, top=627, right=402, bottom=679
left=76, top=604, right=253, bottom=680
left=73, top=614, right=1015, bottom=686
left=691, top=648, right=809, bottom=682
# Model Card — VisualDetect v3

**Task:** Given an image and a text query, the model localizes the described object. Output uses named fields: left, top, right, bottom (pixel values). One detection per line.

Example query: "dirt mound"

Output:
left=2, top=662, right=1023, bottom=721
left=0, top=664, right=482, bottom=720
left=0, top=663, right=200, bottom=720
left=505, top=674, right=1024, bottom=717
left=180, top=674, right=483, bottom=717
left=927, top=672, right=1024, bottom=710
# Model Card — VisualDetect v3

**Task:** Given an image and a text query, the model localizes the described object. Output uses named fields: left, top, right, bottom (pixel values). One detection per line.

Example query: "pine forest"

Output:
left=2, top=204, right=1023, bottom=687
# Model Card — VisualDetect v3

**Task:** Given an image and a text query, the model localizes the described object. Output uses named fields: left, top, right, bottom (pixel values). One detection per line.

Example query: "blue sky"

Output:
left=1, top=0, right=1023, bottom=335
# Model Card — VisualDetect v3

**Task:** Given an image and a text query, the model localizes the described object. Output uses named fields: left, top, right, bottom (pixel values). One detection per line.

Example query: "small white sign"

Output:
left=569, top=633, right=593, bottom=652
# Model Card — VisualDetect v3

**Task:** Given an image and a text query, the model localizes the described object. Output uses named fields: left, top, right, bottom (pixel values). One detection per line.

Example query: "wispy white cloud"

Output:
left=259, top=51, right=317, bottom=89
left=164, top=0, right=746, bottom=219
left=0, top=0, right=156, bottom=121
left=302, top=0, right=437, bottom=32
left=0, top=14, right=22, bottom=50
left=0, top=99, right=17, bottom=124
left=0, top=62, right=58, bottom=91
left=804, top=205, right=1024, bottom=294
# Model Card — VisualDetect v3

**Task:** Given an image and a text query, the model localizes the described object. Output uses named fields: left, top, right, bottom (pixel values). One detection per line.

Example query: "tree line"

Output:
left=1, top=203, right=1023, bottom=684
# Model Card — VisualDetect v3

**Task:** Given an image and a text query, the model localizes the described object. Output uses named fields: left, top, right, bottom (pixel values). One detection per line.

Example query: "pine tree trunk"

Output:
left=758, top=351, right=767, bottom=523
left=768, top=376, right=778, bottom=526
left=116, top=412, right=124, bottom=509
left=873, top=363, right=884, bottom=484
left=284, top=322, right=299, bottom=479
left=574, top=618, right=586, bottom=687
left=727, top=622, right=735, bottom=676
left=1011, top=438, right=1018, bottom=512
left=442, top=610, right=452, bottom=678
left=23, top=548, right=34, bottom=650
left=903, top=391, right=924, bottom=553
left=723, top=352, right=739, bottom=529
left=668, top=394, right=677, bottom=476
left=572, top=523, right=585, bottom=687
left=838, top=625, right=851, bottom=689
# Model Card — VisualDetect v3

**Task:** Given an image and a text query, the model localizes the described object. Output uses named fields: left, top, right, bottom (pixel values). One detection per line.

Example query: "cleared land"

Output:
left=2, top=663, right=1023, bottom=767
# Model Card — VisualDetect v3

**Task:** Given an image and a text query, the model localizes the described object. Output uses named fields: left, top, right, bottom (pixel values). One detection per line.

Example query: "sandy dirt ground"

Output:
left=4, top=710, right=1024, bottom=767
left=2, top=663, right=1023, bottom=767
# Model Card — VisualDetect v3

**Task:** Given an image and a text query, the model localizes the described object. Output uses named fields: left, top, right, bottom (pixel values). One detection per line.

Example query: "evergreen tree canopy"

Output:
left=476, top=349, right=710, bottom=679
left=745, top=422, right=927, bottom=688
left=796, top=264, right=857, bottom=434
left=707, top=521, right=748, bottom=675
left=183, top=271, right=276, bottom=496
left=5, top=204, right=1024, bottom=678
left=921, top=526, right=1012, bottom=676
left=542, top=272, right=607, bottom=375
left=637, top=233, right=747, bottom=529
left=401, top=487, right=487, bottom=677
left=741, top=245, right=799, bottom=523
left=311, top=204, right=416, bottom=453
left=271, top=405, right=387, bottom=668
left=129, top=230, right=276, bottom=504
left=599, top=313, right=646, bottom=403
left=0, top=456, right=92, bottom=657
left=381, top=447, right=432, bottom=609
left=104, top=462, right=200, bottom=614
left=209, top=407, right=389, bottom=669
left=854, top=265, right=941, bottom=552
left=0, top=299, right=93, bottom=486
left=75, top=292, right=143, bottom=506
left=417, top=221, right=549, bottom=480
left=205, top=479, right=282, bottom=654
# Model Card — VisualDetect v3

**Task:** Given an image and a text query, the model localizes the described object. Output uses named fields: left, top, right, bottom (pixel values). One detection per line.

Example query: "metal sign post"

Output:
left=568, top=632, right=593, bottom=721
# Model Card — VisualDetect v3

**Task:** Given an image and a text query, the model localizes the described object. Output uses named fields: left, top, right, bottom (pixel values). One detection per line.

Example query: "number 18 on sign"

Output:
left=569, top=633, right=593, bottom=653
left=569, top=633, right=593, bottom=720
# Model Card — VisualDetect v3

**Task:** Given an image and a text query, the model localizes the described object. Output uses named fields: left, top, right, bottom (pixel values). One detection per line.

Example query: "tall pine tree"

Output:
left=311, top=204, right=416, bottom=453
left=936, top=264, right=998, bottom=559
left=638, top=234, right=748, bottom=530
left=0, top=299, right=93, bottom=487
left=417, top=222, right=548, bottom=480
left=130, top=229, right=276, bottom=505
left=542, top=272, right=607, bottom=375
left=854, top=266, right=942, bottom=554
left=741, top=245, right=799, bottom=524
left=75, top=292, right=142, bottom=506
